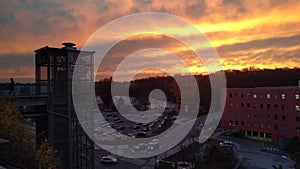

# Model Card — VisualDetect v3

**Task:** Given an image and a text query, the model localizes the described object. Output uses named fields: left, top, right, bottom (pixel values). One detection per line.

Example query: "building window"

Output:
left=260, top=113, right=264, bottom=118
left=260, top=104, right=264, bottom=109
left=267, top=104, right=270, bottom=109
left=274, top=114, right=278, bottom=120
left=281, top=94, right=286, bottom=100
left=267, top=114, right=271, bottom=120
left=247, top=94, right=251, bottom=98
left=247, top=122, right=251, bottom=127
left=247, top=103, right=250, bottom=108
left=296, top=117, right=300, bottom=122
left=247, top=113, right=250, bottom=118
left=274, top=124, right=278, bottom=130
left=253, top=113, right=257, bottom=118
left=230, top=102, right=233, bottom=107
left=267, top=124, right=271, bottom=129
left=274, top=104, right=278, bottom=110
left=253, top=103, right=257, bottom=108
left=260, top=123, right=264, bottom=129
left=253, top=94, right=257, bottom=99
left=229, top=112, right=233, bottom=116
left=235, top=112, right=238, bottom=116
left=241, top=112, right=244, bottom=117
left=296, top=105, right=300, bottom=111
left=229, top=120, right=233, bottom=125
left=282, top=125, right=286, bottom=131
left=282, top=115, right=286, bottom=121
left=274, top=94, right=278, bottom=99
left=241, top=93, right=244, bottom=98
left=241, top=103, right=244, bottom=108
left=235, top=120, right=239, bottom=126
left=267, top=93, right=271, bottom=99
left=235, top=102, right=239, bottom=107
left=295, top=94, right=300, bottom=100
left=229, top=93, right=232, bottom=97
left=282, top=105, right=286, bottom=111
left=260, top=94, right=264, bottom=99
left=254, top=122, right=257, bottom=128
left=296, top=127, right=300, bottom=133
left=235, top=93, right=238, bottom=98
left=241, top=121, right=245, bottom=126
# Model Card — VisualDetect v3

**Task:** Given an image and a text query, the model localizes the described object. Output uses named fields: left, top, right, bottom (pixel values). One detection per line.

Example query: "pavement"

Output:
left=218, top=135, right=294, bottom=169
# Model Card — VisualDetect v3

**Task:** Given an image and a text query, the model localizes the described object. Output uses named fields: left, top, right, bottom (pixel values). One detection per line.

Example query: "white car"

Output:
left=101, top=155, right=117, bottom=164
left=219, top=141, right=234, bottom=148
left=133, top=143, right=148, bottom=150
left=148, top=139, right=159, bottom=150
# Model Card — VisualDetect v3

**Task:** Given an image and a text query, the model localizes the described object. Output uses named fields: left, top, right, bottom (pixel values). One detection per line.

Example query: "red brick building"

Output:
left=221, top=83, right=300, bottom=143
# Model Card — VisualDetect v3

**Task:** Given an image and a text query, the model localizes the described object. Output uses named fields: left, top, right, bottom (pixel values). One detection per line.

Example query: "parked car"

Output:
left=127, top=133, right=135, bottom=138
left=136, top=132, right=147, bottom=138
left=219, top=140, right=234, bottom=148
left=101, top=155, right=117, bottom=164
left=133, top=125, right=140, bottom=129
left=116, top=120, right=123, bottom=123
left=158, top=124, right=162, bottom=129
left=117, top=126, right=126, bottom=130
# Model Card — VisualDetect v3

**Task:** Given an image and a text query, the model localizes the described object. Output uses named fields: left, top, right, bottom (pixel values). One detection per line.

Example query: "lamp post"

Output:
left=154, top=155, right=157, bottom=168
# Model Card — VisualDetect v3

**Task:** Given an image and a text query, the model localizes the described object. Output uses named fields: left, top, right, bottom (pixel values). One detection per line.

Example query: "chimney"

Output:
left=62, top=42, right=76, bottom=50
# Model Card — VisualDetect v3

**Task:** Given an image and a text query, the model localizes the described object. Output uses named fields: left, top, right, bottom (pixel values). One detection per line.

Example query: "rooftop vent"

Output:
left=62, top=42, right=76, bottom=50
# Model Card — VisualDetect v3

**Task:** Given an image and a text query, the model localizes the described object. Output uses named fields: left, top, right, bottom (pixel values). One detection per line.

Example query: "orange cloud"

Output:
left=1, top=0, right=300, bottom=82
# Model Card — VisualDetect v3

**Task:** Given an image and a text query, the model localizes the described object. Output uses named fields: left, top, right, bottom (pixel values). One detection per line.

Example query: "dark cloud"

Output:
left=0, top=53, right=34, bottom=68
left=217, top=34, right=300, bottom=54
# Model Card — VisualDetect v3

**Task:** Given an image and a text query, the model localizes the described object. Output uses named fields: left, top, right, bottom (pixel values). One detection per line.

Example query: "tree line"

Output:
left=95, top=68, right=300, bottom=115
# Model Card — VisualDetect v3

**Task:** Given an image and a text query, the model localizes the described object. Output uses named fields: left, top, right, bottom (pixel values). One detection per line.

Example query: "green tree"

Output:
left=292, top=152, right=300, bottom=169
left=285, top=136, right=300, bottom=154
left=203, top=144, right=238, bottom=169
left=35, top=139, right=62, bottom=169
left=0, top=96, right=35, bottom=168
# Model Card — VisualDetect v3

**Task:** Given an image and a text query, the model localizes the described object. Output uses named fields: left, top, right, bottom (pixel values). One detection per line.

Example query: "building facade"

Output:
left=222, top=84, right=300, bottom=143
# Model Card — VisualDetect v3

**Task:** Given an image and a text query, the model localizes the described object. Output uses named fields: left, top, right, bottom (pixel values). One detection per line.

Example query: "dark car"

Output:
left=136, top=132, right=147, bottom=138
left=114, top=118, right=120, bottom=121
left=133, top=125, right=140, bottom=129
left=116, top=120, right=123, bottom=123
left=117, top=126, right=126, bottom=130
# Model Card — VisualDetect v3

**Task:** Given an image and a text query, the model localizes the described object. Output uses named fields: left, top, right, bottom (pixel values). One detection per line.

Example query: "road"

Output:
left=218, top=135, right=294, bottom=169
left=95, top=149, right=140, bottom=169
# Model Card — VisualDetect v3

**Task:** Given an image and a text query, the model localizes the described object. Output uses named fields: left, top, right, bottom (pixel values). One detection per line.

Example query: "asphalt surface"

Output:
left=95, top=149, right=140, bottom=169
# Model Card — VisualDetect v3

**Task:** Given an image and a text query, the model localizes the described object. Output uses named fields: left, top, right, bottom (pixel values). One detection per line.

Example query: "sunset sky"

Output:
left=0, top=0, right=300, bottom=82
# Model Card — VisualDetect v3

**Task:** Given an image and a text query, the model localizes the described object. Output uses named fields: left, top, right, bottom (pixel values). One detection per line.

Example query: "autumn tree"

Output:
left=35, top=139, right=62, bottom=169
left=0, top=96, right=35, bottom=168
